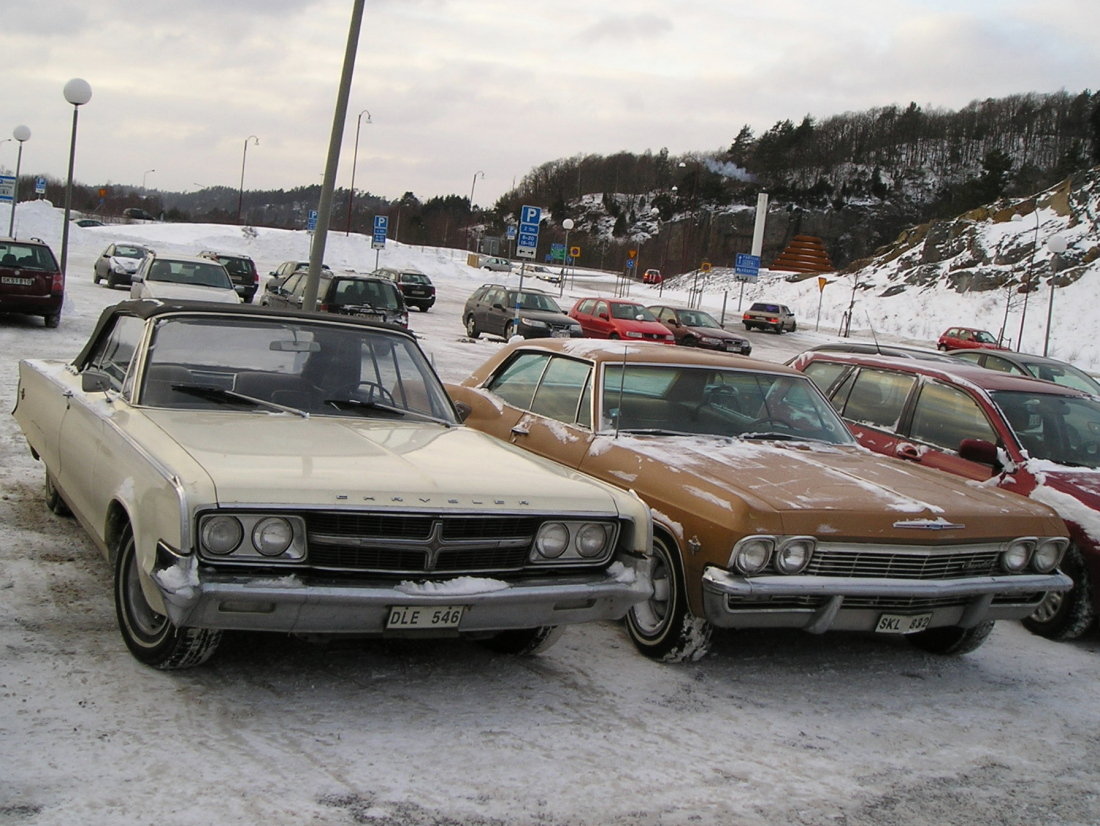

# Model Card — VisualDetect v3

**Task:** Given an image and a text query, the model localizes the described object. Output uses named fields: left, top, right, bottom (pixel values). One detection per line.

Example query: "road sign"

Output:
left=307, top=210, right=318, bottom=231
left=0, top=175, right=14, bottom=203
left=550, top=243, right=565, bottom=262
left=506, top=226, right=516, bottom=240
left=35, top=177, right=46, bottom=195
left=372, top=215, right=388, bottom=250
left=517, top=205, right=541, bottom=260
left=570, top=245, right=581, bottom=259
left=735, top=253, right=760, bottom=279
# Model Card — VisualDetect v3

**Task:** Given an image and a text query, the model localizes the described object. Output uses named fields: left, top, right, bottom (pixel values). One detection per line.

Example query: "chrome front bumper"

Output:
left=700, top=567, right=1073, bottom=633
left=152, top=544, right=653, bottom=634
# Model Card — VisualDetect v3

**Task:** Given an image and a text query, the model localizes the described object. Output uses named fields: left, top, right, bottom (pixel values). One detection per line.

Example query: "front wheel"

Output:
left=479, top=626, right=563, bottom=655
left=93, top=270, right=101, bottom=284
left=907, top=620, right=994, bottom=655
left=626, top=534, right=712, bottom=662
left=1022, top=545, right=1095, bottom=640
left=464, top=314, right=480, bottom=339
left=44, top=472, right=71, bottom=516
left=114, top=526, right=222, bottom=669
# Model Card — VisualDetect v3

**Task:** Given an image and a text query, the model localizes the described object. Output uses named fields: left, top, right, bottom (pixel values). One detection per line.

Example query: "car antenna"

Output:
left=867, top=311, right=883, bottom=354
left=614, top=344, right=628, bottom=439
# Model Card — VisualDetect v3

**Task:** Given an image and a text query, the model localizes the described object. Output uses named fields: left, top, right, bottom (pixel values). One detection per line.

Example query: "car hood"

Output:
left=143, top=283, right=241, bottom=303
left=142, top=411, right=629, bottom=514
left=581, top=435, right=1063, bottom=539
left=517, top=310, right=579, bottom=325
left=1019, top=462, right=1100, bottom=524
left=111, top=256, right=143, bottom=271
left=686, top=325, right=744, bottom=341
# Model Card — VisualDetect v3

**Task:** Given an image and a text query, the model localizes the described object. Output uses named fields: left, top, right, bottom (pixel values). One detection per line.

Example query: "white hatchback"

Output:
left=131, top=254, right=241, bottom=303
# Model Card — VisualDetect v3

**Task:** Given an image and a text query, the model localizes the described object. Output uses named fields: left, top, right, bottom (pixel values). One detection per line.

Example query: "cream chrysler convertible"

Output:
left=13, top=301, right=653, bottom=669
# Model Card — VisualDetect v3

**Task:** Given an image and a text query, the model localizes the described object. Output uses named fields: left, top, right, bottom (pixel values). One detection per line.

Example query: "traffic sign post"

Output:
left=516, top=205, right=541, bottom=260
left=0, top=176, right=14, bottom=203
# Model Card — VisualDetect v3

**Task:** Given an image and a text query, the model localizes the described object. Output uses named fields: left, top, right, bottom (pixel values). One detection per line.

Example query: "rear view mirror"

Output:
left=958, top=438, right=998, bottom=466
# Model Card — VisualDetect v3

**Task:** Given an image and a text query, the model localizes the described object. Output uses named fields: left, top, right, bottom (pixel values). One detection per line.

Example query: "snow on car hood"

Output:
left=140, top=282, right=241, bottom=303
left=141, top=411, right=629, bottom=514
left=110, top=256, right=142, bottom=272
left=581, top=435, right=1063, bottom=539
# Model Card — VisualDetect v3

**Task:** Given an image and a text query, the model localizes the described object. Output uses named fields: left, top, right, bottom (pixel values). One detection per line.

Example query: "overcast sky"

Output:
left=2, top=1, right=1097, bottom=207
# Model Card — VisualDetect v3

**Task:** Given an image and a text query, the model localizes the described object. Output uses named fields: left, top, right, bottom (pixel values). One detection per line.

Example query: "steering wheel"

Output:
left=354, top=381, right=396, bottom=406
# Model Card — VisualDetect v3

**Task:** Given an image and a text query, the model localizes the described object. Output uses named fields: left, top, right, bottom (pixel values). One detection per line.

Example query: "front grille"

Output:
left=729, top=595, right=970, bottom=611
left=305, top=512, right=544, bottom=574
left=806, top=547, right=1002, bottom=579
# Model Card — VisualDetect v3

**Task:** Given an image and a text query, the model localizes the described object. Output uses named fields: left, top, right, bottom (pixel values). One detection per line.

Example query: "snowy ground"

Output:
left=3, top=202, right=1100, bottom=826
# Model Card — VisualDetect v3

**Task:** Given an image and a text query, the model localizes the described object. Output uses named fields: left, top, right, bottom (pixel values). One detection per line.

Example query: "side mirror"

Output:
left=81, top=370, right=112, bottom=393
left=131, top=274, right=144, bottom=283
left=958, top=438, right=998, bottom=466
left=598, top=312, right=610, bottom=321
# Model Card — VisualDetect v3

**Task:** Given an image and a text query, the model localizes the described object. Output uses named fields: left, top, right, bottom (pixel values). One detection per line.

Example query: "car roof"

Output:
left=799, top=351, right=1088, bottom=396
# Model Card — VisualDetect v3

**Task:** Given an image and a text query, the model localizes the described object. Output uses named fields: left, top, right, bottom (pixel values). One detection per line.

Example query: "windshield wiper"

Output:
left=170, top=383, right=308, bottom=418
left=322, top=397, right=409, bottom=418
left=616, top=428, right=696, bottom=436
left=740, top=430, right=801, bottom=441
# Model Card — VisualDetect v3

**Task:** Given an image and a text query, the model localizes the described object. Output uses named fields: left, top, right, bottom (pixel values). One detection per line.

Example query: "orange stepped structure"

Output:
left=769, top=235, right=834, bottom=273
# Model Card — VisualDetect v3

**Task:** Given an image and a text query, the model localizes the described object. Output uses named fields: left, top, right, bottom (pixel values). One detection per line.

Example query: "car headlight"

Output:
left=1001, top=538, right=1035, bottom=572
left=1032, top=538, right=1068, bottom=573
left=520, top=317, right=548, bottom=328
left=531, top=520, right=618, bottom=564
left=700, top=336, right=721, bottom=346
left=201, top=515, right=244, bottom=555
left=775, top=537, right=815, bottom=574
left=732, top=536, right=774, bottom=575
left=535, top=522, right=569, bottom=558
left=252, top=517, right=294, bottom=556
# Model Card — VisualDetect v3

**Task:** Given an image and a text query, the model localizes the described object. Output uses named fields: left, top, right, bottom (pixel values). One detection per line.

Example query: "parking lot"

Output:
left=2, top=224, right=1100, bottom=826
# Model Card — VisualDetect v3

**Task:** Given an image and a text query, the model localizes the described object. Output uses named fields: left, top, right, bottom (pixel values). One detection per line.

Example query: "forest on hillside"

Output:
left=30, top=90, right=1100, bottom=273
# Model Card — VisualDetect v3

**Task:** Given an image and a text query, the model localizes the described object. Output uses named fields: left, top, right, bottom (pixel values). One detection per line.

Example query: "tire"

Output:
left=479, top=626, right=563, bottom=655
left=93, top=270, right=101, bottom=284
left=106, top=272, right=117, bottom=289
left=1022, top=545, right=1095, bottom=640
left=43, top=313, right=60, bottom=329
left=626, top=534, right=712, bottom=662
left=936, top=343, right=947, bottom=351
left=743, top=324, right=752, bottom=332
left=464, top=314, right=480, bottom=339
left=906, top=619, right=994, bottom=655
left=114, top=525, right=222, bottom=669
left=44, top=472, right=71, bottom=516
left=773, top=323, right=783, bottom=334
left=505, top=320, right=520, bottom=340
left=682, top=336, right=696, bottom=347
left=790, top=322, right=797, bottom=332
left=609, top=333, right=620, bottom=340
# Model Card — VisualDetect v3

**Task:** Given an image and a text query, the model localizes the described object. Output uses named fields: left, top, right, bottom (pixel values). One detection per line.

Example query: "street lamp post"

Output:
left=236, top=135, right=259, bottom=224
left=560, top=218, right=574, bottom=297
left=1043, top=234, right=1068, bottom=357
left=468, top=170, right=484, bottom=251
left=7, top=125, right=31, bottom=237
left=59, top=78, right=92, bottom=279
left=1013, top=210, right=1040, bottom=352
left=142, top=168, right=156, bottom=189
left=344, top=109, right=371, bottom=235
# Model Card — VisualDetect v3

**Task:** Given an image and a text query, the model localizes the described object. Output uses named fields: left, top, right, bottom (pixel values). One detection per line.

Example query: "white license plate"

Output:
left=386, top=605, right=464, bottom=630
left=875, top=612, right=932, bottom=634
left=1, top=276, right=33, bottom=286
left=551, top=329, right=572, bottom=338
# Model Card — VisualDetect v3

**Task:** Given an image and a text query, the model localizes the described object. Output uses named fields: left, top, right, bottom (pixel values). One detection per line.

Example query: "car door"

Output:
left=896, top=379, right=1001, bottom=480
left=95, top=245, right=114, bottom=280
left=822, top=365, right=920, bottom=457
left=482, top=287, right=508, bottom=336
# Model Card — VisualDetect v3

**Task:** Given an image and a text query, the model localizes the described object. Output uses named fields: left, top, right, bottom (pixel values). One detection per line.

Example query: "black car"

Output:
left=463, top=284, right=582, bottom=340
left=199, top=251, right=261, bottom=303
left=261, top=271, right=408, bottom=328
left=373, top=267, right=436, bottom=311
left=0, top=237, right=64, bottom=327
left=648, top=305, right=752, bottom=355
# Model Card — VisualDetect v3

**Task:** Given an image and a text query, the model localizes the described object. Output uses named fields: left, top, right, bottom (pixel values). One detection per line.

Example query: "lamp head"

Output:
left=13, top=125, right=31, bottom=142
left=63, top=78, right=93, bottom=106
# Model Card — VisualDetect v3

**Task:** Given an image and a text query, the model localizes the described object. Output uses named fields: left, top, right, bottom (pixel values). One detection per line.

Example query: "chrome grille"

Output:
left=806, top=546, right=1002, bottom=579
left=305, top=513, right=544, bottom=574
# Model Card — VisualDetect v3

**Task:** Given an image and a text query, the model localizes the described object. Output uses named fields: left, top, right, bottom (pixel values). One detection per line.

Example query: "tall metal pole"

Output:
left=1015, top=209, right=1040, bottom=352
left=344, top=109, right=371, bottom=235
left=7, top=126, right=30, bottom=238
left=301, top=0, right=366, bottom=312
left=236, top=135, right=258, bottom=224
left=59, top=79, right=92, bottom=279
left=468, top=170, right=484, bottom=251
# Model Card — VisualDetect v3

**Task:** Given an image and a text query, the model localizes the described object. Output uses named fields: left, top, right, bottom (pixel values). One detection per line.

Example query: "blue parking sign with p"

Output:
left=517, top=205, right=542, bottom=260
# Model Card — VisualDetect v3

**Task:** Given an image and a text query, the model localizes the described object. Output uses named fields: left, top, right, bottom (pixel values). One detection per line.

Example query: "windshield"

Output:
left=677, top=309, right=720, bottom=329
left=148, top=260, right=233, bottom=289
left=399, top=273, right=430, bottom=285
left=0, top=243, right=58, bottom=271
left=115, top=246, right=148, bottom=259
left=511, top=291, right=563, bottom=313
left=974, top=330, right=997, bottom=343
left=140, top=316, right=456, bottom=422
left=610, top=303, right=658, bottom=322
left=599, top=364, right=853, bottom=443
left=992, top=390, right=1100, bottom=468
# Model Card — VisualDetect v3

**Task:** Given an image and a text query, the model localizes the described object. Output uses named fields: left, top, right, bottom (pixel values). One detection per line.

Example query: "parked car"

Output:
left=12, top=300, right=653, bottom=669
left=0, top=236, right=64, bottom=327
left=122, top=207, right=156, bottom=221
left=269, top=260, right=332, bottom=280
left=648, top=305, right=752, bottom=355
left=568, top=297, right=674, bottom=343
left=447, top=340, right=1070, bottom=662
left=464, top=284, right=582, bottom=340
left=481, top=256, right=513, bottom=273
left=73, top=218, right=105, bottom=228
left=131, top=254, right=241, bottom=304
left=790, top=349, right=1100, bottom=641
left=742, top=302, right=797, bottom=333
left=93, top=242, right=152, bottom=288
left=261, top=271, right=408, bottom=327
left=373, top=266, right=436, bottom=312
left=946, top=349, right=1100, bottom=396
left=199, top=251, right=261, bottom=303
left=643, top=268, right=663, bottom=284
left=936, top=326, right=1007, bottom=351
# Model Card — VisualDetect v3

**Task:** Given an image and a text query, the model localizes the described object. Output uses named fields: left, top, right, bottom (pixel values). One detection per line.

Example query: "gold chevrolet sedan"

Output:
left=447, top=339, right=1072, bottom=662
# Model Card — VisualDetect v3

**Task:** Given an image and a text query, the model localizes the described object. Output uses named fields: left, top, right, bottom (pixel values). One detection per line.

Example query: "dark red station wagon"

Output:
left=790, top=350, right=1100, bottom=642
left=0, top=237, right=64, bottom=328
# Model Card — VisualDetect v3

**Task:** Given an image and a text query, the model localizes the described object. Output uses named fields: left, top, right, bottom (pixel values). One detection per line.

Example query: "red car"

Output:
left=0, top=237, right=64, bottom=328
left=789, top=349, right=1100, bottom=642
left=568, top=297, right=674, bottom=343
left=937, top=326, right=1008, bottom=351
